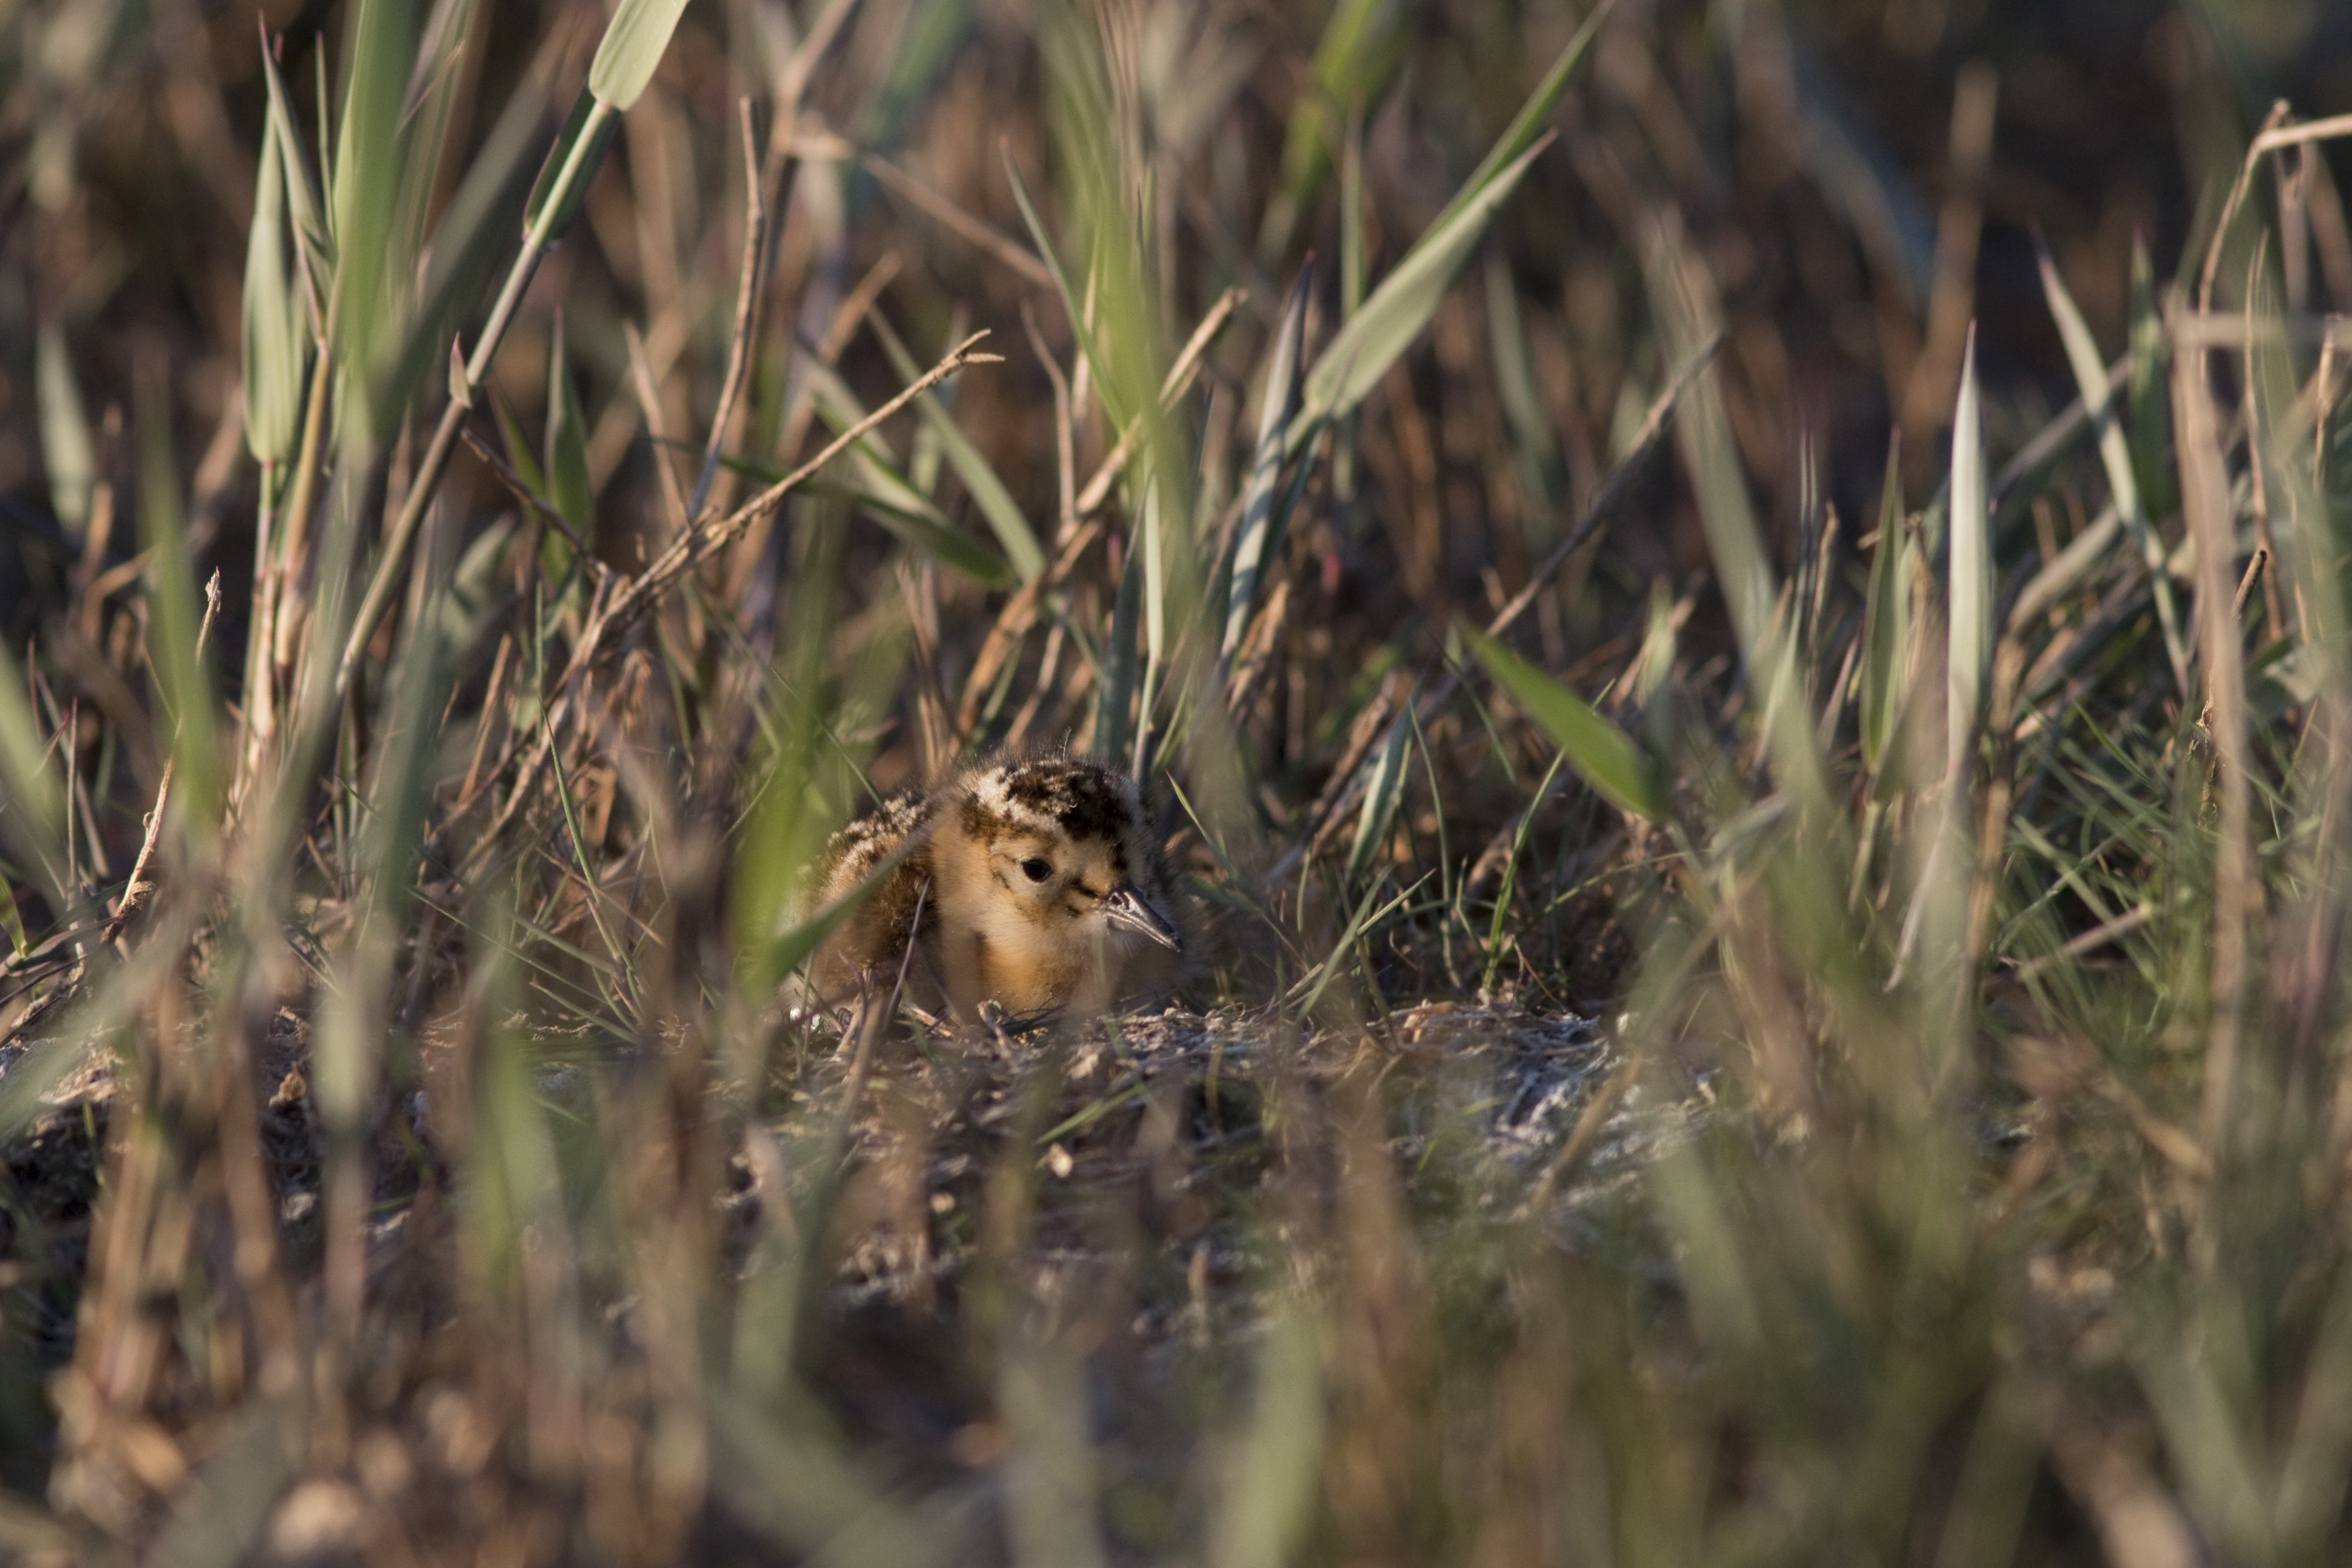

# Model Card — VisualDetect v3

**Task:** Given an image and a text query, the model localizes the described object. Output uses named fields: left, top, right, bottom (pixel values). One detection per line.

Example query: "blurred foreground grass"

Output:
left=4, top=0, right=2352, bottom=1562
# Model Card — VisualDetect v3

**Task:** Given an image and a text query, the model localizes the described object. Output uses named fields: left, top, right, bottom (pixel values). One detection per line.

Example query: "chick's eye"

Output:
left=1019, top=857, right=1053, bottom=883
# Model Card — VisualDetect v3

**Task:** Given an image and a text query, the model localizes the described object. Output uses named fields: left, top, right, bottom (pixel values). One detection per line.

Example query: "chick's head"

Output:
left=932, top=756, right=1185, bottom=1014
left=964, top=759, right=1179, bottom=943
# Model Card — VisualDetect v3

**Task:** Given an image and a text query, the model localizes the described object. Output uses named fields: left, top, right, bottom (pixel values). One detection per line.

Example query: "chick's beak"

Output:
left=1098, top=883, right=1183, bottom=952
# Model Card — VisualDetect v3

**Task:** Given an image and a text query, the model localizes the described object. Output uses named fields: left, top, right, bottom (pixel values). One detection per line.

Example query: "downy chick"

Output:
left=810, top=754, right=1185, bottom=1021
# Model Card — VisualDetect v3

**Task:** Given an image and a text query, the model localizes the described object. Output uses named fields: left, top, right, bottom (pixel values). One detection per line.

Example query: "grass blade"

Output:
left=34, top=321, right=94, bottom=536
left=1859, top=437, right=1909, bottom=774
left=544, top=311, right=592, bottom=544
left=1342, top=702, right=1410, bottom=892
left=1291, top=137, right=1551, bottom=455
left=259, top=26, right=334, bottom=299
left=1258, top=0, right=1403, bottom=266
left=328, top=0, right=420, bottom=434
left=242, top=91, right=307, bottom=467
left=1947, top=324, right=1989, bottom=770
left=138, top=367, right=220, bottom=833
left=1095, top=520, right=1144, bottom=768
left=1283, top=5, right=1600, bottom=451
left=1209, top=1305, right=1325, bottom=1568
left=869, top=312, right=1045, bottom=581
left=587, top=0, right=693, bottom=112
left=379, top=59, right=551, bottom=419
left=0, top=644, right=67, bottom=899
left=1466, top=627, right=1662, bottom=820
left=1430, top=3, right=1606, bottom=235
left=523, top=88, right=622, bottom=248
left=1640, top=212, right=1774, bottom=658
left=1222, top=270, right=1311, bottom=665
left=797, top=361, right=1015, bottom=586
left=1002, top=149, right=1116, bottom=425
left=2037, top=235, right=2188, bottom=696
left=1136, top=479, right=1166, bottom=780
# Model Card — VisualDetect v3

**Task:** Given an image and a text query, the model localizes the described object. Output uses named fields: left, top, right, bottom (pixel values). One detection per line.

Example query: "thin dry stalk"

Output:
left=685, top=99, right=773, bottom=523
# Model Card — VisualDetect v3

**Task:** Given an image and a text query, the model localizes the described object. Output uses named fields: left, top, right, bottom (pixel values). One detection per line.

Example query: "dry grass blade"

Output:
left=2171, top=302, right=2255, bottom=1163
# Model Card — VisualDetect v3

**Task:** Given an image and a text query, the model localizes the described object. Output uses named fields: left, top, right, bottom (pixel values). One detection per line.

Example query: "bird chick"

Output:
left=810, top=754, right=1186, bottom=1022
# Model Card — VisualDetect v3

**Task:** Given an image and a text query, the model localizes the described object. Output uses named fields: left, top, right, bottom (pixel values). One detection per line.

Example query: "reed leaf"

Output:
left=241, top=105, right=306, bottom=467
left=33, top=321, right=93, bottom=537
left=587, top=0, right=695, bottom=112
left=1466, top=627, right=1663, bottom=820
left=2038, top=235, right=2188, bottom=695
left=1947, top=325, right=1989, bottom=770
left=1222, top=270, right=1311, bottom=664
left=1859, top=439, right=1910, bottom=775
left=798, top=361, right=1016, bottom=586
left=869, top=312, right=1045, bottom=581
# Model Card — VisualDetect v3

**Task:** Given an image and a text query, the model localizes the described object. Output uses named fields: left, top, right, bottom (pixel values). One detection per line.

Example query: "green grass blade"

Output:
left=523, top=88, right=621, bottom=248
left=1294, top=873, right=1424, bottom=1019
left=1136, top=480, right=1167, bottom=779
left=1947, top=326, right=1989, bottom=769
left=1343, top=698, right=1412, bottom=891
left=1859, top=437, right=1909, bottom=774
left=1484, top=248, right=1563, bottom=544
left=868, top=312, right=1044, bottom=581
left=2037, top=235, right=2187, bottom=695
left=1222, top=270, right=1311, bottom=662
left=588, top=0, right=692, bottom=111
left=1209, top=1305, right=1326, bottom=1568
left=493, top=392, right=549, bottom=500
left=242, top=92, right=307, bottom=465
left=798, top=361, right=1015, bottom=586
left=1002, top=149, right=1118, bottom=426
left=387, top=0, right=479, bottom=319
left=34, top=321, right=94, bottom=536
left=544, top=311, right=592, bottom=540
left=1465, top=627, right=1662, bottom=820
left=1095, top=521, right=1145, bottom=767
left=1281, top=5, right=1597, bottom=449
left=1291, top=137, right=1551, bottom=456
left=139, top=371, right=220, bottom=833
left=1430, top=3, right=1605, bottom=235
left=259, top=28, right=335, bottom=295
left=1259, top=0, right=1404, bottom=265
left=328, top=0, right=419, bottom=436
left=1640, top=215, right=1774, bottom=659
left=379, top=60, right=550, bottom=418
left=746, top=800, right=927, bottom=996
left=0, top=643, right=67, bottom=898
